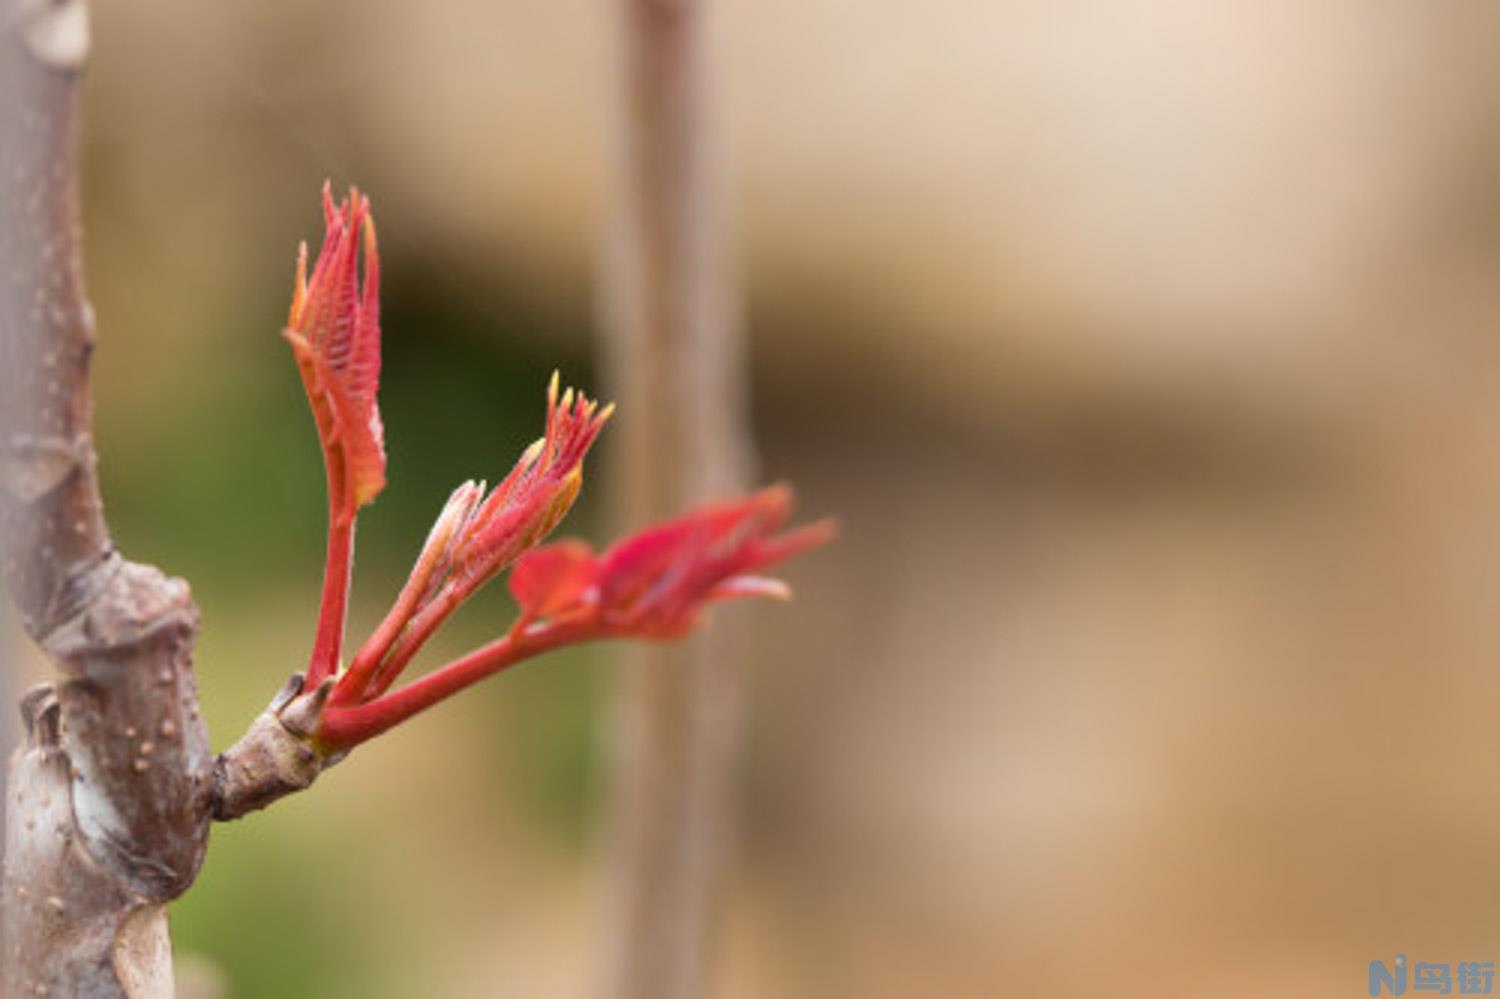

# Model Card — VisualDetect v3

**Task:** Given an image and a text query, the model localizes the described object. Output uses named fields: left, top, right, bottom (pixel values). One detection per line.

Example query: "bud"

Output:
left=450, top=373, right=612, bottom=593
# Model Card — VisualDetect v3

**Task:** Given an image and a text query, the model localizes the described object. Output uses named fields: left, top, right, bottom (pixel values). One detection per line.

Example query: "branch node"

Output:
left=0, top=432, right=90, bottom=505
left=211, top=675, right=334, bottom=821
left=39, top=559, right=190, bottom=674
left=17, top=683, right=59, bottom=745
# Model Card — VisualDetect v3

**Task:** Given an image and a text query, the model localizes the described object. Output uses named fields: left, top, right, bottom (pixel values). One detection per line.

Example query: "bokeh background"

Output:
left=7, top=1, right=1500, bottom=996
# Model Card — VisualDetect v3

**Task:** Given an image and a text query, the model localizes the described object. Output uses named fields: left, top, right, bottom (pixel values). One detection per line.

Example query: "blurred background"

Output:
left=7, top=1, right=1500, bottom=995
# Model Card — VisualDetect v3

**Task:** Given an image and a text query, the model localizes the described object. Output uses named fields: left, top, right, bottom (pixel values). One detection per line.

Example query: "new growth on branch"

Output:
left=212, top=184, right=834, bottom=818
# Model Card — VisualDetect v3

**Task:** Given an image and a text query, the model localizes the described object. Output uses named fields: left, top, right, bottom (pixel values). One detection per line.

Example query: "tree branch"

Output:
left=1, top=3, right=213, bottom=993
left=597, top=1, right=754, bottom=995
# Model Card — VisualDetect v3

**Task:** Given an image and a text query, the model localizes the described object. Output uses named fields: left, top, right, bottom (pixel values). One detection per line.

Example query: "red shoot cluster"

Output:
left=329, top=375, right=612, bottom=711
left=280, top=184, right=833, bottom=754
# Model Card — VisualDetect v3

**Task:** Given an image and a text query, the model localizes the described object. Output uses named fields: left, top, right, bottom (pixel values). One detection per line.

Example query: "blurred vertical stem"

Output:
left=598, top=0, right=753, bottom=997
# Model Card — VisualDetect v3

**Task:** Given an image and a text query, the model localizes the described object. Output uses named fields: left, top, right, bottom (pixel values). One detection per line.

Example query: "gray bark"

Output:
left=1, top=3, right=213, bottom=994
left=0, top=610, right=14, bottom=973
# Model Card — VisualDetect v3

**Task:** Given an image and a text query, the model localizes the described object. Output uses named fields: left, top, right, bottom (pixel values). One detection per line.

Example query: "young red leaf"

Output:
left=284, top=182, right=387, bottom=513
left=508, top=539, right=599, bottom=620
left=284, top=182, right=387, bottom=687
left=523, top=485, right=835, bottom=638
left=707, top=575, right=791, bottom=602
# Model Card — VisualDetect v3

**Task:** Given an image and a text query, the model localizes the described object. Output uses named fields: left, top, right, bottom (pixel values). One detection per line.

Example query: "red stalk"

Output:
left=333, top=548, right=439, bottom=705
left=318, top=616, right=599, bottom=749
left=357, top=579, right=466, bottom=700
left=334, top=574, right=414, bottom=706
left=305, top=487, right=355, bottom=689
left=305, top=513, right=353, bottom=687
